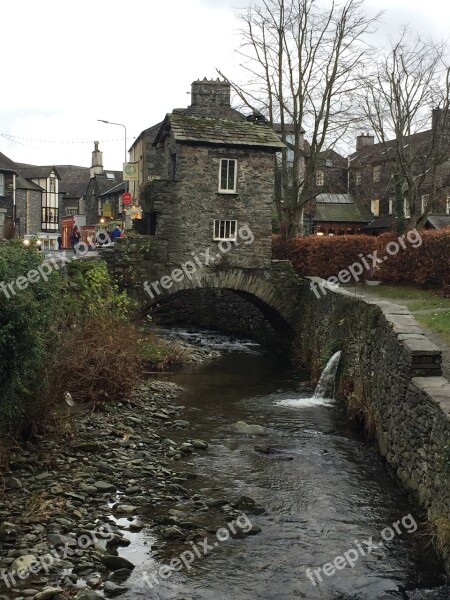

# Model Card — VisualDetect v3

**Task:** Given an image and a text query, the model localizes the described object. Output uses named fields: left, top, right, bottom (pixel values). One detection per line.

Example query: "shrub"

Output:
left=41, top=317, right=143, bottom=409
left=0, top=241, right=64, bottom=433
left=273, top=234, right=377, bottom=279
left=377, top=228, right=450, bottom=286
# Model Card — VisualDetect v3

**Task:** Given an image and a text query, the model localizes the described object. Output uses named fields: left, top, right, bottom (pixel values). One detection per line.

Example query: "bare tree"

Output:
left=219, top=0, right=379, bottom=237
left=360, top=30, right=450, bottom=230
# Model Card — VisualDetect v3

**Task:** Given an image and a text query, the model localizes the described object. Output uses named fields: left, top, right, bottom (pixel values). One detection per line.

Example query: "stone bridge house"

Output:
left=107, top=79, right=303, bottom=345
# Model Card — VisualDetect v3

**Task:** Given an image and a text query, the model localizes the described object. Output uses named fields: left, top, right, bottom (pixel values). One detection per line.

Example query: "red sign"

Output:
left=122, top=192, right=132, bottom=205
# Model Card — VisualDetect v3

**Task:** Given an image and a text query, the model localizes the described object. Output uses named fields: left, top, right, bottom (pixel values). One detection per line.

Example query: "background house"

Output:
left=349, top=112, right=450, bottom=233
left=0, top=152, right=17, bottom=237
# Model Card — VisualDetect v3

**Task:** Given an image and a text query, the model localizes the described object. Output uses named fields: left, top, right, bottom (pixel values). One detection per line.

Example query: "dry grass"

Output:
left=41, top=316, right=144, bottom=409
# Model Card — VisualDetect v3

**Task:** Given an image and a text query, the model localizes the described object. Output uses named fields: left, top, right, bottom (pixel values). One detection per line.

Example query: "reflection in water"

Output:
left=120, top=333, right=445, bottom=600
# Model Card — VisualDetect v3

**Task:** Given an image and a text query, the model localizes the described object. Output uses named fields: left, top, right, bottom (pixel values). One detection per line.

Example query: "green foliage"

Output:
left=65, top=260, right=132, bottom=320
left=0, top=241, right=63, bottom=428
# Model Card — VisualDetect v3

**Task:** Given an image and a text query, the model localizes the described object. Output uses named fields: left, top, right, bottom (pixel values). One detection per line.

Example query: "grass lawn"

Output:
left=414, top=312, right=450, bottom=344
left=348, top=283, right=450, bottom=344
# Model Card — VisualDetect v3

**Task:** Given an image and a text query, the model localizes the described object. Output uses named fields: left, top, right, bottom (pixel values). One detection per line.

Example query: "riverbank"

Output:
left=0, top=332, right=259, bottom=600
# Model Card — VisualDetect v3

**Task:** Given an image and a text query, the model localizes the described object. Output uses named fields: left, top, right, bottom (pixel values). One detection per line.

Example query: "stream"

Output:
left=116, top=330, right=446, bottom=600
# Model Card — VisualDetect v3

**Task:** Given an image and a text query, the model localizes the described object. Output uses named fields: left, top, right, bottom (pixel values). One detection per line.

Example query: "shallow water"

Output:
left=118, top=333, right=446, bottom=600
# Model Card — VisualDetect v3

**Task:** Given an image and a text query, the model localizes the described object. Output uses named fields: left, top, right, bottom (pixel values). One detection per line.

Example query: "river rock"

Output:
left=11, top=554, right=37, bottom=572
left=75, top=591, right=103, bottom=600
left=406, top=587, right=450, bottom=599
left=103, top=581, right=128, bottom=597
left=33, top=587, right=64, bottom=599
left=233, top=421, right=267, bottom=435
left=162, top=525, right=186, bottom=540
left=100, top=555, right=135, bottom=571
left=93, top=481, right=116, bottom=492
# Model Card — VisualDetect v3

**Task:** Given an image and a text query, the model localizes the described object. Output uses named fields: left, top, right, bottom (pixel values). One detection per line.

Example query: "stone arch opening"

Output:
left=147, top=287, right=295, bottom=350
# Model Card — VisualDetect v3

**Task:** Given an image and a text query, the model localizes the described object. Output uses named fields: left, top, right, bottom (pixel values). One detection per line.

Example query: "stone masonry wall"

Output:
left=298, top=279, right=450, bottom=572
left=149, top=136, right=274, bottom=271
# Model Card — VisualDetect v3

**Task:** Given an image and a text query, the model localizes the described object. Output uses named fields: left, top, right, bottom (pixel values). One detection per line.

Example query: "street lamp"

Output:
left=97, top=119, right=127, bottom=165
left=98, top=119, right=128, bottom=227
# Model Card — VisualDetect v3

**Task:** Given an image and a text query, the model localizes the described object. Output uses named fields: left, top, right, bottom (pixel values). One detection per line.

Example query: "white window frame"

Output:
left=421, top=194, right=430, bottom=214
left=325, top=159, right=333, bottom=167
left=355, top=171, right=361, bottom=185
left=388, top=198, right=393, bottom=215
left=49, top=177, right=56, bottom=193
left=0, top=209, right=5, bottom=236
left=213, top=219, right=237, bottom=241
left=218, top=159, right=237, bottom=193
left=404, top=198, right=410, bottom=218
left=446, top=195, right=450, bottom=215
left=316, top=170, right=324, bottom=187
left=0, top=173, right=4, bottom=196
left=373, top=165, right=381, bottom=182
left=66, top=207, right=78, bottom=216
left=371, top=199, right=380, bottom=216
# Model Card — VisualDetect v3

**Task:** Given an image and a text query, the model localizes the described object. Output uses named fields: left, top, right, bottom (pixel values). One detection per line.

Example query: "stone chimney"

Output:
left=191, top=78, right=231, bottom=110
left=431, top=107, right=449, bottom=132
left=356, top=133, right=374, bottom=151
left=90, top=141, right=103, bottom=178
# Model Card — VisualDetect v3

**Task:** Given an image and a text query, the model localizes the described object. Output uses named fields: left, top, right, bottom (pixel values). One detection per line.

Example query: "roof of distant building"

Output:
left=316, top=193, right=353, bottom=204
left=154, top=113, right=286, bottom=150
left=0, top=151, right=18, bottom=172
left=100, top=181, right=126, bottom=196
left=93, top=171, right=123, bottom=196
left=15, top=174, right=43, bottom=191
left=426, top=215, right=450, bottom=229
left=365, top=215, right=397, bottom=230
left=56, top=165, right=90, bottom=199
left=15, top=163, right=61, bottom=180
left=315, top=200, right=372, bottom=223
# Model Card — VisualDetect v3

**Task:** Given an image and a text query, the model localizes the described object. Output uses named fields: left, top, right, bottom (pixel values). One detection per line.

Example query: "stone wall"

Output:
left=15, top=189, right=42, bottom=235
left=146, top=138, right=275, bottom=271
left=298, top=278, right=450, bottom=572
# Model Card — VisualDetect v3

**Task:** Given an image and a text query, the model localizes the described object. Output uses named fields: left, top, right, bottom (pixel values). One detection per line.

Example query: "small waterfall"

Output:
left=312, top=350, right=342, bottom=400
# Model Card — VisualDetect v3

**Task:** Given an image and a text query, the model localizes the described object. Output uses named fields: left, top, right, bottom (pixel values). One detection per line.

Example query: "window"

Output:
left=388, top=198, right=394, bottom=216
left=97, top=198, right=102, bottom=215
left=0, top=210, right=5, bottom=236
left=106, top=173, right=115, bottom=180
left=118, top=194, right=123, bottom=214
left=66, top=207, right=78, bottom=216
left=325, top=159, right=333, bottom=167
left=170, top=153, right=177, bottom=181
left=49, top=177, right=56, bottom=193
left=0, top=173, right=4, bottom=196
left=404, top=198, right=410, bottom=218
left=355, top=171, right=361, bottom=185
left=446, top=196, right=450, bottom=215
left=219, top=159, right=237, bottom=193
left=373, top=166, right=381, bottom=182
left=371, top=199, right=380, bottom=216
left=421, top=194, right=430, bottom=213
left=316, top=170, right=324, bottom=187
left=213, top=219, right=237, bottom=241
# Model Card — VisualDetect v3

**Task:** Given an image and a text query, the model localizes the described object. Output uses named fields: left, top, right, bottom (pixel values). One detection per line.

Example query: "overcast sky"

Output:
left=1, top=0, right=448, bottom=170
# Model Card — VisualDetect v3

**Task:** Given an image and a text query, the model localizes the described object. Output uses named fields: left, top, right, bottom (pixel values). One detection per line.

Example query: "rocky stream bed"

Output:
left=0, top=338, right=262, bottom=600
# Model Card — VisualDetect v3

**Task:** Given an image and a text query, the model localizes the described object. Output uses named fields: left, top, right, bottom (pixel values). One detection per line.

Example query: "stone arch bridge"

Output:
left=100, top=244, right=303, bottom=346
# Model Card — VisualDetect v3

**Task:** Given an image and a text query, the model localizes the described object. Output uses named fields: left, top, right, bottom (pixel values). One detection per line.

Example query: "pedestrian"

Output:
left=57, top=234, right=62, bottom=251
left=110, top=224, right=122, bottom=241
left=70, top=226, right=81, bottom=254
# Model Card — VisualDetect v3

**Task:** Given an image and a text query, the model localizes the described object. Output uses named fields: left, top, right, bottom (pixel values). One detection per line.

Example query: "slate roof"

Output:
left=426, top=215, right=450, bottom=229
left=100, top=181, right=126, bottom=196
left=315, top=201, right=372, bottom=223
left=15, top=174, right=43, bottom=191
left=16, top=163, right=61, bottom=180
left=365, top=215, right=396, bottom=230
left=154, top=114, right=286, bottom=150
left=316, top=193, right=353, bottom=204
left=0, top=151, right=18, bottom=172
left=350, top=130, right=432, bottom=166
left=94, top=172, right=123, bottom=196
left=56, top=165, right=90, bottom=199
